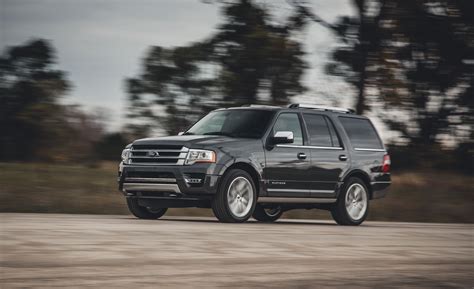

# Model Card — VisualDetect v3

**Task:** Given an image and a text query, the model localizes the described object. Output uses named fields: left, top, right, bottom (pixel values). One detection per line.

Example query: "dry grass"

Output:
left=0, top=162, right=472, bottom=222
left=369, top=171, right=474, bottom=223
left=0, top=162, right=126, bottom=214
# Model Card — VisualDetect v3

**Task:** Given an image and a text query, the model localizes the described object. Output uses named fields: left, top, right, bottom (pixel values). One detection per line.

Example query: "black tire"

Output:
left=252, top=204, right=283, bottom=222
left=211, top=169, right=257, bottom=223
left=126, top=198, right=167, bottom=219
left=330, top=177, right=369, bottom=226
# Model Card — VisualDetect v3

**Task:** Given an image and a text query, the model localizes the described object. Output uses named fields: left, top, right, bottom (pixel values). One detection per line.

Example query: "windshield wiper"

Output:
left=182, top=132, right=194, bottom=135
left=203, top=132, right=235, bottom=137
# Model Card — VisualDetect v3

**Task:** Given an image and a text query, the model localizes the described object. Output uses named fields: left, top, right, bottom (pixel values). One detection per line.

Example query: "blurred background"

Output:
left=1, top=0, right=472, bottom=222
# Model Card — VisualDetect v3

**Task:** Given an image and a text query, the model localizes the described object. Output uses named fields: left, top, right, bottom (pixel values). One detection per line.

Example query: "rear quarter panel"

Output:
left=330, top=114, right=391, bottom=198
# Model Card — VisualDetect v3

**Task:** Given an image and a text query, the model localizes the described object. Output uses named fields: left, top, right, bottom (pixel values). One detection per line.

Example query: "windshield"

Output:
left=185, top=109, right=275, bottom=139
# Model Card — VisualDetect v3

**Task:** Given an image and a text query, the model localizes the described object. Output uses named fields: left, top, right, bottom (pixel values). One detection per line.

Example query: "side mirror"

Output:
left=271, top=131, right=294, bottom=144
left=178, top=131, right=184, bottom=136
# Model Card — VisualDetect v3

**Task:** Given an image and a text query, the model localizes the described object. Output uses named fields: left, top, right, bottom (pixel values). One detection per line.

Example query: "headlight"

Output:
left=185, top=149, right=216, bottom=165
left=121, top=148, right=130, bottom=164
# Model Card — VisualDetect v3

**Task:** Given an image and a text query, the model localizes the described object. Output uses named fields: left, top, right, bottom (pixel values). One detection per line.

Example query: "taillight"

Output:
left=382, top=154, right=391, bottom=173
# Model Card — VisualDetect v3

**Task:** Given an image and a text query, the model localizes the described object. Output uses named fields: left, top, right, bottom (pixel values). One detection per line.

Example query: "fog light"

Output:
left=184, top=178, right=203, bottom=184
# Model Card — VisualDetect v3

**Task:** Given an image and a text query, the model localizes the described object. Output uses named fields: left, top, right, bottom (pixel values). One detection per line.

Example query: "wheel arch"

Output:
left=342, top=170, right=373, bottom=199
left=220, top=162, right=262, bottom=197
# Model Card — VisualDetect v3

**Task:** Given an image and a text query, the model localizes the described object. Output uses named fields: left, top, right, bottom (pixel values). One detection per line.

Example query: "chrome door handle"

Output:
left=339, top=155, right=348, bottom=161
left=297, top=153, right=307, bottom=160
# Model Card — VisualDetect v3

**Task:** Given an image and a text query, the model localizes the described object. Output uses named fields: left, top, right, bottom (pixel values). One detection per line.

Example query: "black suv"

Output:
left=118, top=104, right=391, bottom=225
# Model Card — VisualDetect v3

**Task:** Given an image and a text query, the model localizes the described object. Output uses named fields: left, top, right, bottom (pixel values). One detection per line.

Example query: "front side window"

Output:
left=339, top=117, right=383, bottom=149
left=272, top=113, right=303, bottom=145
left=186, top=109, right=274, bottom=139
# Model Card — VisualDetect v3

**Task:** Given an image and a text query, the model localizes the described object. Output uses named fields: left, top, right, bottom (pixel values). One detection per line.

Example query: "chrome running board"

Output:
left=257, top=197, right=336, bottom=204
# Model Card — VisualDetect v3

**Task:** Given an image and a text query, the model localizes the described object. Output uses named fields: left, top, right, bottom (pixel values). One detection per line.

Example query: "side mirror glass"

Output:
left=272, top=131, right=294, bottom=144
left=178, top=131, right=184, bottom=136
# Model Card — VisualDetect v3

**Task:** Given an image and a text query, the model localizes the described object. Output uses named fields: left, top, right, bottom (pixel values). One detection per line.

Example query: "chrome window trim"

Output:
left=276, top=144, right=343, bottom=150
left=354, top=148, right=386, bottom=152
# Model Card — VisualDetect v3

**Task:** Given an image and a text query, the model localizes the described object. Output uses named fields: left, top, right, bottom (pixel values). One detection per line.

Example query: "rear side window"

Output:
left=303, top=114, right=340, bottom=147
left=339, top=117, right=383, bottom=149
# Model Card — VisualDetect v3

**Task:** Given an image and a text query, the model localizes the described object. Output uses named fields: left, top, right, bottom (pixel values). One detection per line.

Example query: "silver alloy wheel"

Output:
left=344, top=183, right=368, bottom=221
left=227, top=176, right=254, bottom=218
left=264, top=206, right=282, bottom=217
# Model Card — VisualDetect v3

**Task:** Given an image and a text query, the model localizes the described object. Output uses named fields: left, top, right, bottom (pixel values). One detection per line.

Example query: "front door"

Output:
left=264, top=113, right=311, bottom=197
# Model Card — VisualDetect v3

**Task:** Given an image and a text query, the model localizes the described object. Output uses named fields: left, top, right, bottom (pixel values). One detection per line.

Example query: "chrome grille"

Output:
left=129, top=145, right=188, bottom=165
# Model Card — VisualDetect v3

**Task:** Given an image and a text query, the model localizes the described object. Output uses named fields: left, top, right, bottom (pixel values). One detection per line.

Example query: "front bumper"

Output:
left=118, top=163, right=223, bottom=199
left=122, top=183, right=181, bottom=193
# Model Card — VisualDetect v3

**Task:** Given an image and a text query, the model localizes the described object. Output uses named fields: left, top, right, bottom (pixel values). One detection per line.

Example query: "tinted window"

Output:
left=273, top=113, right=303, bottom=145
left=186, top=110, right=274, bottom=138
left=339, top=117, right=383, bottom=149
left=303, top=114, right=332, bottom=147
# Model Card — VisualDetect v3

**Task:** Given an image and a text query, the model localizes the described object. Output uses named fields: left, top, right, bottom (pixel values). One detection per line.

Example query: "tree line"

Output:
left=1, top=0, right=472, bottom=172
left=0, top=39, right=127, bottom=162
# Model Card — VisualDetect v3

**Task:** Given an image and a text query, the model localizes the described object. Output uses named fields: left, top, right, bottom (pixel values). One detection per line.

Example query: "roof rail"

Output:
left=288, top=103, right=355, bottom=114
left=241, top=104, right=281, bottom=108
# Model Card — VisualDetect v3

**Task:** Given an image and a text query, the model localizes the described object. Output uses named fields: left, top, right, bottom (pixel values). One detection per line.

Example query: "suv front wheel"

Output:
left=212, top=169, right=257, bottom=223
left=331, top=177, right=369, bottom=225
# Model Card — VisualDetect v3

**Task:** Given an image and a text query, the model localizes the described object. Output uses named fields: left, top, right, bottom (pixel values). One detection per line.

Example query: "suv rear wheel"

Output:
left=253, top=204, right=283, bottom=222
left=212, top=169, right=257, bottom=223
left=126, top=198, right=168, bottom=219
left=331, top=177, right=369, bottom=225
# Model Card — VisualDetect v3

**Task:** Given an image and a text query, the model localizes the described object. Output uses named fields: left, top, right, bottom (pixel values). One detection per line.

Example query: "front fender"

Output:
left=217, top=155, right=264, bottom=178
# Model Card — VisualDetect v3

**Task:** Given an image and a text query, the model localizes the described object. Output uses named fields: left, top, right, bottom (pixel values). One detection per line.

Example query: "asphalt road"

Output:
left=1, top=213, right=473, bottom=289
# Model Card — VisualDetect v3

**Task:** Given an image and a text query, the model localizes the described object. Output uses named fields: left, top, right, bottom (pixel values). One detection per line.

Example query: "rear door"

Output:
left=302, top=113, right=349, bottom=197
left=338, top=116, right=390, bottom=188
left=264, top=112, right=312, bottom=197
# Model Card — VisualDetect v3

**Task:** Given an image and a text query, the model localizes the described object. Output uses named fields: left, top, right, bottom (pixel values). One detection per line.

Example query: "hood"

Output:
left=132, top=135, right=258, bottom=149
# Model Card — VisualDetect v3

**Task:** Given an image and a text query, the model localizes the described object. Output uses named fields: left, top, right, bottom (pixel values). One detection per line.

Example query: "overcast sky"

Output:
left=1, top=0, right=355, bottom=132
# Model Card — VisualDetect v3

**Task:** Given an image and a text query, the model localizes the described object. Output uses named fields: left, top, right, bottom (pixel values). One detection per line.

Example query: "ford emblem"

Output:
left=147, top=151, right=160, bottom=157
